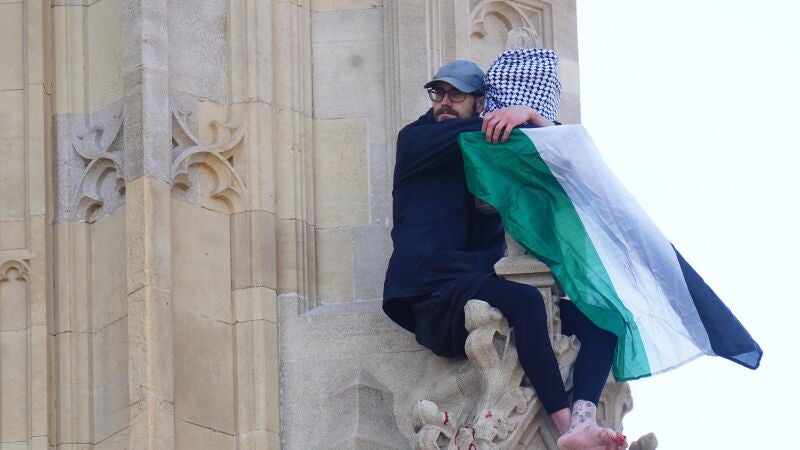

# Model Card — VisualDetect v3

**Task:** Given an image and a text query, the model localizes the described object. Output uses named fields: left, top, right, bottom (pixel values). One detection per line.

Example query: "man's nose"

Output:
left=441, top=93, right=452, bottom=105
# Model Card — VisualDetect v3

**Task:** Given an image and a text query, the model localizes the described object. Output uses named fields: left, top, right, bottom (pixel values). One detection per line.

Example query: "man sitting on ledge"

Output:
left=382, top=59, right=626, bottom=449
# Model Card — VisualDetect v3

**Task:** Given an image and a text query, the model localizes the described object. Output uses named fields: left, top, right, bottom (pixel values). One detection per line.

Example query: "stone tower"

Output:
left=0, top=1, right=652, bottom=449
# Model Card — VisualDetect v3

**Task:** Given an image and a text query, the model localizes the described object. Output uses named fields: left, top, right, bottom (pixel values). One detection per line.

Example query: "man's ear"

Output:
left=475, top=95, right=485, bottom=114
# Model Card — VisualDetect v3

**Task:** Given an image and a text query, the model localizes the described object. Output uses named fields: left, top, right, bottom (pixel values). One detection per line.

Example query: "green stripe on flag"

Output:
left=459, top=129, right=651, bottom=381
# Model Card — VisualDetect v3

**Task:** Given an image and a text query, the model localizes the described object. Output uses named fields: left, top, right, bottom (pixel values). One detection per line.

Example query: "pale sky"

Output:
left=576, top=0, right=800, bottom=447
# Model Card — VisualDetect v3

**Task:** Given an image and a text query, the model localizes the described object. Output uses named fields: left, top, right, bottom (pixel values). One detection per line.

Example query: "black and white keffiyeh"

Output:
left=484, top=48, right=562, bottom=122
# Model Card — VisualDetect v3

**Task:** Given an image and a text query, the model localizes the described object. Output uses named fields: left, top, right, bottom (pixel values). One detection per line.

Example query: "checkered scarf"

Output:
left=484, top=48, right=562, bottom=122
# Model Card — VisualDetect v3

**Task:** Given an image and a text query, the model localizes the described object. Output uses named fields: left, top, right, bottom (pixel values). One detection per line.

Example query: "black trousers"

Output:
left=474, top=276, right=617, bottom=414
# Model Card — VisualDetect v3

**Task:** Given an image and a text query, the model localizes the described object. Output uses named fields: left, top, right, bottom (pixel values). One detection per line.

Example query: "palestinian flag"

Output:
left=459, top=125, right=762, bottom=381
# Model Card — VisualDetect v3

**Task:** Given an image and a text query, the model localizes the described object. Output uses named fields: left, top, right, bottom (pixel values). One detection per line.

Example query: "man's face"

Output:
left=429, top=82, right=485, bottom=122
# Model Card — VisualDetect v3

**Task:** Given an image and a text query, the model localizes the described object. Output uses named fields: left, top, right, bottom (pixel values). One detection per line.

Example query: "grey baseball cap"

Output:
left=424, top=60, right=486, bottom=95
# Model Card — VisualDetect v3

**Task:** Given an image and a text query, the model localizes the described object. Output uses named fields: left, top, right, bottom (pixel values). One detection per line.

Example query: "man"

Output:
left=383, top=59, right=627, bottom=450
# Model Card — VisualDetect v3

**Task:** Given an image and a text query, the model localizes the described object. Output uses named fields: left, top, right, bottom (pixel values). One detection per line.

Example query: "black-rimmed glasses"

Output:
left=427, top=88, right=469, bottom=103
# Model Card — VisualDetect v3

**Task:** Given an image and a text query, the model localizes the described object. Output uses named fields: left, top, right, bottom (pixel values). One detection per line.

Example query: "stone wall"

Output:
left=0, top=1, right=578, bottom=449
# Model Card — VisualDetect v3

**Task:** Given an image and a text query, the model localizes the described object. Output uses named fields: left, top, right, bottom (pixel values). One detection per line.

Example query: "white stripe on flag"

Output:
left=521, top=125, right=714, bottom=374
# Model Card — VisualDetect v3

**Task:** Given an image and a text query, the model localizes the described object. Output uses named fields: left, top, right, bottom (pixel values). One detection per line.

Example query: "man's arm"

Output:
left=481, top=105, right=555, bottom=144
left=394, top=111, right=482, bottom=182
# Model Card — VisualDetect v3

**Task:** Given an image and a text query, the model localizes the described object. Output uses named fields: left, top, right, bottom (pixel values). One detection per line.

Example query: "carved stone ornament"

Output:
left=414, top=300, right=580, bottom=449
left=0, top=258, right=30, bottom=283
left=413, top=238, right=659, bottom=449
left=68, top=109, right=125, bottom=222
left=171, top=107, right=247, bottom=212
left=470, top=0, right=554, bottom=69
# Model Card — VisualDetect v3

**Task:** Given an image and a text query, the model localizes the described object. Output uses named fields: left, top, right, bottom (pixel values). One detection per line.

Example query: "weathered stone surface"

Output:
left=315, top=226, right=354, bottom=302
left=91, top=207, right=127, bottom=331
left=0, top=330, right=28, bottom=441
left=0, top=2, right=23, bottom=90
left=93, top=317, right=130, bottom=443
left=88, top=0, right=123, bottom=112
left=174, top=313, right=235, bottom=434
left=0, top=220, right=26, bottom=250
left=352, top=224, right=392, bottom=301
left=313, top=118, right=370, bottom=228
left=231, top=210, right=277, bottom=291
left=0, top=91, right=26, bottom=221
left=171, top=200, right=232, bottom=323
left=175, top=419, right=234, bottom=450
left=168, top=0, right=227, bottom=103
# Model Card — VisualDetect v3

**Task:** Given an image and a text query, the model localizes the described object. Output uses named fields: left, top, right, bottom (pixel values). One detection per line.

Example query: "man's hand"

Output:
left=481, top=105, right=555, bottom=144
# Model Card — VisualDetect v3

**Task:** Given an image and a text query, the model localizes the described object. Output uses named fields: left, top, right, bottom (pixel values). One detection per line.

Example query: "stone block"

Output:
left=126, top=286, right=173, bottom=406
left=174, top=313, right=235, bottom=434
left=93, top=316, right=129, bottom=444
left=87, top=0, right=123, bottom=112
left=120, top=0, right=168, bottom=76
left=234, top=319, right=280, bottom=434
left=558, top=91, right=581, bottom=125
left=231, top=210, right=277, bottom=291
left=54, top=331, right=92, bottom=444
left=122, top=68, right=172, bottom=183
left=24, top=0, right=47, bottom=87
left=315, top=227, right=353, bottom=303
left=233, top=287, right=277, bottom=324
left=280, top=349, right=439, bottom=449
left=311, top=0, right=382, bottom=12
left=0, top=265, right=27, bottom=331
left=91, top=207, right=127, bottom=331
left=172, top=200, right=232, bottom=323
left=0, top=3, right=23, bottom=90
left=559, top=57, right=580, bottom=96
left=324, top=370, right=408, bottom=450
left=273, top=109, right=309, bottom=222
left=175, top=419, right=234, bottom=450
left=26, top=86, right=48, bottom=217
left=128, top=396, right=174, bottom=450
left=279, top=299, right=419, bottom=362
left=52, top=5, right=87, bottom=115
left=311, top=8, right=385, bottom=119
left=94, top=427, right=129, bottom=450
left=0, top=442, right=28, bottom=450
left=553, top=0, right=579, bottom=61
left=236, top=430, right=280, bottom=450
left=352, top=224, right=391, bottom=301
left=27, top=216, right=49, bottom=328
left=28, top=325, right=48, bottom=437
left=168, top=0, right=228, bottom=103
left=276, top=218, right=315, bottom=300
left=0, top=220, right=26, bottom=250
left=0, top=330, right=28, bottom=442
left=54, top=222, right=91, bottom=334
left=0, top=90, right=26, bottom=221
left=313, top=118, right=370, bottom=228
left=125, top=177, right=171, bottom=294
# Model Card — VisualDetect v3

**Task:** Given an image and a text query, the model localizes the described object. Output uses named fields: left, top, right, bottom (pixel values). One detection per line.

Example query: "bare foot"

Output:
left=556, top=424, right=627, bottom=450
left=557, top=400, right=627, bottom=450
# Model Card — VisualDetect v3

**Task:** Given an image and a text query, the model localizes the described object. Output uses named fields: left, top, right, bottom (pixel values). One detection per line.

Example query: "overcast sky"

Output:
left=576, top=0, right=800, bottom=447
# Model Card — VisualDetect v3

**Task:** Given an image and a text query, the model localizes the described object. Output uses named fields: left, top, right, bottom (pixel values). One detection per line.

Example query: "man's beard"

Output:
left=435, top=106, right=477, bottom=121
left=434, top=106, right=460, bottom=121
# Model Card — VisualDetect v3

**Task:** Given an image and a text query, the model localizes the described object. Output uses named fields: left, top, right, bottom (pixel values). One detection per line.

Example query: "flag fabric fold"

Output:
left=459, top=125, right=762, bottom=381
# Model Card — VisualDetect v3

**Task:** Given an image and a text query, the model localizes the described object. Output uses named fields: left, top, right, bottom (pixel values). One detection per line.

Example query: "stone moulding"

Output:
left=414, top=300, right=580, bottom=449
left=171, top=107, right=247, bottom=212
left=68, top=110, right=125, bottom=223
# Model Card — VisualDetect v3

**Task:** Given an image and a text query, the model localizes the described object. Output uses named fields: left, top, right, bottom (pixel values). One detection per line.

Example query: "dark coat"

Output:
left=382, top=109, right=505, bottom=357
